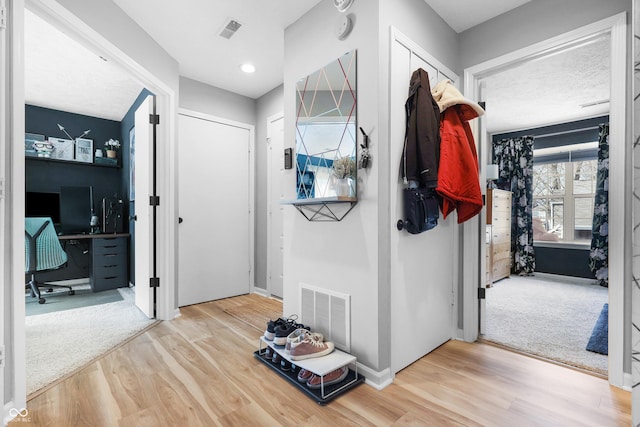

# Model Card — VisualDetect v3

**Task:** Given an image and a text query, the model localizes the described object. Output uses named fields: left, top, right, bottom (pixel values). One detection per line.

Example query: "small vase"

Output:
left=106, top=149, right=117, bottom=159
left=336, top=178, right=351, bottom=197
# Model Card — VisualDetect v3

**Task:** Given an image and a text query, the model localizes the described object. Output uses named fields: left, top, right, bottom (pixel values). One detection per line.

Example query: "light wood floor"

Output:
left=13, top=294, right=630, bottom=426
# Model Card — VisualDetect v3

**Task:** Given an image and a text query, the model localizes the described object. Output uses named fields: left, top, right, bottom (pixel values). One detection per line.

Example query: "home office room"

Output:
left=1, top=0, right=638, bottom=426
left=22, top=8, right=157, bottom=397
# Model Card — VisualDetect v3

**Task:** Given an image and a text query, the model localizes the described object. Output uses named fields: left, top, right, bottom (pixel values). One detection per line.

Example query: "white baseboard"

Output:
left=173, top=308, right=182, bottom=319
left=356, top=363, right=393, bottom=390
left=252, top=288, right=269, bottom=298
left=623, top=372, right=632, bottom=391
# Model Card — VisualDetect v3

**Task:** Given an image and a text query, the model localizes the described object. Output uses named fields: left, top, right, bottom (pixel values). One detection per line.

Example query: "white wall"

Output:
left=459, top=0, right=630, bottom=69
left=283, top=0, right=460, bottom=383
left=284, top=0, right=382, bottom=370
left=255, top=85, right=284, bottom=291
left=179, top=76, right=257, bottom=125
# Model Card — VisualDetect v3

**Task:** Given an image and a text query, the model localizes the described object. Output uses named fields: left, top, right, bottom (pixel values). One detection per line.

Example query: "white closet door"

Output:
left=178, top=113, right=251, bottom=306
left=390, top=30, right=458, bottom=374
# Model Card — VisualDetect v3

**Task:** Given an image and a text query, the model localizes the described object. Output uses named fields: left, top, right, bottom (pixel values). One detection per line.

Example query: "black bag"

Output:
left=402, top=187, right=439, bottom=234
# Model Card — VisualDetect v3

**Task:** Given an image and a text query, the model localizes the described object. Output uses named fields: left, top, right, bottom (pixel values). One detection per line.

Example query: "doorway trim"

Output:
left=463, top=12, right=628, bottom=388
left=7, top=0, right=179, bottom=415
left=266, top=112, right=284, bottom=298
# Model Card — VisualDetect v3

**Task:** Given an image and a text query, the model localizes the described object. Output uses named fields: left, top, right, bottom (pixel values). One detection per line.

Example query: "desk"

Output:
left=59, top=233, right=129, bottom=292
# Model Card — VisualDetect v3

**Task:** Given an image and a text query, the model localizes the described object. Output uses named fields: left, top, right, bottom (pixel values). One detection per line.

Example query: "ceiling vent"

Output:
left=219, top=18, right=242, bottom=39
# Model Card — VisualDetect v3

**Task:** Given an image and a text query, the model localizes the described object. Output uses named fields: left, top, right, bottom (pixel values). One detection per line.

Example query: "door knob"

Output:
left=129, top=215, right=137, bottom=221
left=178, top=217, right=183, bottom=224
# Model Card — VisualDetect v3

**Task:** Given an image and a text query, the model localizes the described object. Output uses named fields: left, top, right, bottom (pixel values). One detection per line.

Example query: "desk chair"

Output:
left=25, top=217, right=75, bottom=304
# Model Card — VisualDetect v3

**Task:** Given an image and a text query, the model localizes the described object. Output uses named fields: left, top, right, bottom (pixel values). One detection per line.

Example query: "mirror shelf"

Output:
left=293, top=49, right=357, bottom=221
left=282, top=197, right=357, bottom=222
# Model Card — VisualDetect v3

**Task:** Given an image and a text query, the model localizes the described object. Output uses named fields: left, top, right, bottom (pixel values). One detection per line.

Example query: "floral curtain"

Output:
left=589, top=123, right=609, bottom=287
left=493, top=135, right=536, bottom=275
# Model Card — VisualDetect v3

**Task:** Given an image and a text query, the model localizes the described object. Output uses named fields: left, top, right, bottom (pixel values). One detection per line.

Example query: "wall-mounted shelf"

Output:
left=283, top=196, right=357, bottom=221
left=26, top=156, right=120, bottom=169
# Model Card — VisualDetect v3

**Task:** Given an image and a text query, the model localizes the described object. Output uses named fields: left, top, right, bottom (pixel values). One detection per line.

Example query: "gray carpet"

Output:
left=26, top=286, right=123, bottom=316
left=483, top=274, right=608, bottom=374
left=26, top=285, right=156, bottom=395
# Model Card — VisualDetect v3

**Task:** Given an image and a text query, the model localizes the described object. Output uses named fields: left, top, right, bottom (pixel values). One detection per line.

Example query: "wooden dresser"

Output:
left=486, top=188, right=512, bottom=284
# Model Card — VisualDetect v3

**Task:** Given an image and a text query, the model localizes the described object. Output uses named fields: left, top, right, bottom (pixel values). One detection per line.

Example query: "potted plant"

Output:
left=332, top=156, right=356, bottom=197
left=104, top=139, right=121, bottom=158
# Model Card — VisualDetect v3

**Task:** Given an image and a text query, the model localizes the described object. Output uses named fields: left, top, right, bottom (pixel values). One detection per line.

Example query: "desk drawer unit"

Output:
left=91, top=236, right=128, bottom=292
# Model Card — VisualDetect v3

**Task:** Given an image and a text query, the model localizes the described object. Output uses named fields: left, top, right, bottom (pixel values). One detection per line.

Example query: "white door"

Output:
left=134, top=95, right=154, bottom=318
left=178, top=113, right=251, bottom=306
left=267, top=113, right=284, bottom=298
left=390, top=30, right=457, bottom=374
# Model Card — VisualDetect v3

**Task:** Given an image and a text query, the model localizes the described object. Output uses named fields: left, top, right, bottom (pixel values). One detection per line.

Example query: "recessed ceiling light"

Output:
left=240, top=63, right=256, bottom=73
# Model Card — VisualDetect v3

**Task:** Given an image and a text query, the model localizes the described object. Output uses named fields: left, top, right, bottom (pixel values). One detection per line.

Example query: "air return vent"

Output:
left=219, top=18, right=242, bottom=39
left=299, top=283, right=350, bottom=352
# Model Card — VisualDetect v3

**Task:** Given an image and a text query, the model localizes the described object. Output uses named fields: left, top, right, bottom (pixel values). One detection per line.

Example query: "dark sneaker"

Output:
left=263, top=346, right=273, bottom=360
left=280, top=359, right=291, bottom=371
left=306, top=366, right=348, bottom=389
left=273, top=318, right=307, bottom=346
left=264, top=317, right=289, bottom=341
left=271, top=352, right=281, bottom=364
left=289, top=333, right=335, bottom=360
left=297, top=368, right=313, bottom=383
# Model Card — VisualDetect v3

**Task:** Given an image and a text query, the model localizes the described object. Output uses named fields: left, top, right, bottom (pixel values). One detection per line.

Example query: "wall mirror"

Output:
left=295, top=50, right=357, bottom=200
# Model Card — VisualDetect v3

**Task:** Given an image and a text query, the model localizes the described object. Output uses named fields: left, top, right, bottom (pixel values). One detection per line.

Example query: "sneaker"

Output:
left=280, top=359, right=291, bottom=372
left=306, top=366, right=348, bottom=389
left=264, top=316, right=292, bottom=341
left=273, top=318, right=306, bottom=346
left=284, top=328, right=315, bottom=354
left=297, top=368, right=313, bottom=383
left=263, top=346, right=273, bottom=360
left=289, top=333, right=335, bottom=360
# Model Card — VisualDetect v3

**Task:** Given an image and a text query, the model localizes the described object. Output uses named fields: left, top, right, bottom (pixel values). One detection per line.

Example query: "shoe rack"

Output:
left=254, top=336, right=365, bottom=404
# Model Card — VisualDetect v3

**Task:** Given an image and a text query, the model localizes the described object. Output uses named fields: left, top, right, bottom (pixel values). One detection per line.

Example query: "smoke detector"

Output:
left=334, top=0, right=355, bottom=13
left=219, top=18, right=242, bottom=39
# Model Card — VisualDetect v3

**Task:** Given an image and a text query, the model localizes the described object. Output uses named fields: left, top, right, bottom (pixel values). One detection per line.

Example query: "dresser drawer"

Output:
left=90, top=236, right=128, bottom=292
left=93, top=237, right=127, bottom=255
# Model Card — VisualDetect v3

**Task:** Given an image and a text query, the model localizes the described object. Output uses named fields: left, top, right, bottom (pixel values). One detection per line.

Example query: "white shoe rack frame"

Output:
left=257, top=336, right=363, bottom=402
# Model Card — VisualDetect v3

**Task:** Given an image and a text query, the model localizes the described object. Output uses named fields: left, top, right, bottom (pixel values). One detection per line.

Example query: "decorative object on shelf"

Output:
left=48, top=137, right=74, bottom=160
left=332, top=156, right=356, bottom=197
left=33, top=140, right=54, bottom=158
left=56, top=123, right=90, bottom=141
left=104, top=139, right=120, bottom=159
left=95, top=149, right=103, bottom=158
left=25, top=133, right=45, bottom=157
left=75, top=138, right=94, bottom=163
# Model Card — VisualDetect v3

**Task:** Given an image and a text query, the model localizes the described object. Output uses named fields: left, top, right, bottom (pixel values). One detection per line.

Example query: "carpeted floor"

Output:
left=482, top=274, right=608, bottom=374
left=26, top=284, right=157, bottom=396
left=26, top=286, right=123, bottom=316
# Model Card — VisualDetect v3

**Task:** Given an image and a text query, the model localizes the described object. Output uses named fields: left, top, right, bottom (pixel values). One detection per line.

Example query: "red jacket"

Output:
left=436, top=105, right=483, bottom=223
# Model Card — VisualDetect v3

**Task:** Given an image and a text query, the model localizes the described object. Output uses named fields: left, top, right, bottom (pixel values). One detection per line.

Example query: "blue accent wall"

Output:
left=25, top=95, right=153, bottom=284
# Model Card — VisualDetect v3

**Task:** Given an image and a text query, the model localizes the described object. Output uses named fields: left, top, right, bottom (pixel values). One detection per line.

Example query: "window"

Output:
left=533, top=158, right=596, bottom=243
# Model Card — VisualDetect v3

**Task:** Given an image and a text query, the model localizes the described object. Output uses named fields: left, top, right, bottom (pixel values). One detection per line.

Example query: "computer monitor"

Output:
left=25, top=191, right=61, bottom=224
left=60, top=186, right=91, bottom=235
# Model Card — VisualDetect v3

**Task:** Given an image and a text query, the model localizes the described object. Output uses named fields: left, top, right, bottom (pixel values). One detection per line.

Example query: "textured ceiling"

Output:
left=483, top=34, right=610, bottom=134
left=24, top=10, right=144, bottom=122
